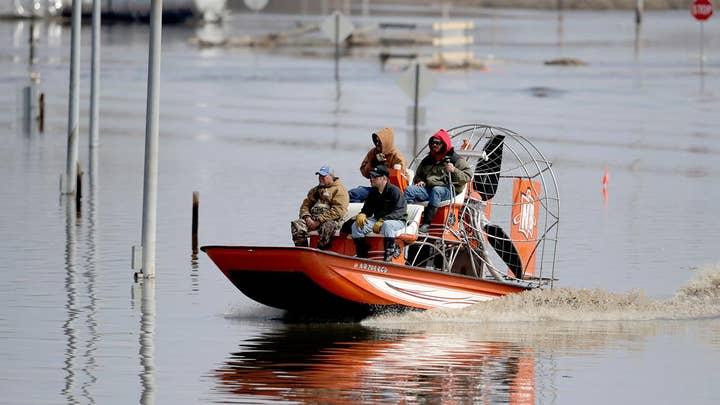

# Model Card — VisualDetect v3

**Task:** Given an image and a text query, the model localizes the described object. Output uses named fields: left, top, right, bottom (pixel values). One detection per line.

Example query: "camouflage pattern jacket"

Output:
left=299, top=178, right=349, bottom=223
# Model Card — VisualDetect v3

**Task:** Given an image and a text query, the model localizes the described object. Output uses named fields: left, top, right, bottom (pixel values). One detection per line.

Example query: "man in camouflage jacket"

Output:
left=291, top=165, right=349, bottom=249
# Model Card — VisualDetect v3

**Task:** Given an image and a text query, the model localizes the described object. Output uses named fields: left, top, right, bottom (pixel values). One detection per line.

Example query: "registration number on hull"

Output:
left=353, top=262, right=388, bottom=273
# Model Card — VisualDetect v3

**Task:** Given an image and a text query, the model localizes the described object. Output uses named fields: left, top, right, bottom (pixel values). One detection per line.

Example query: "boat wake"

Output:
left=365, top=264, right=720, bottom=324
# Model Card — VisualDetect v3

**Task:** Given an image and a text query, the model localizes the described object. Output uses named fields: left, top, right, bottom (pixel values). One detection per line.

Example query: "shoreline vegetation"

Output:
left=230, top=0, right=692, bottom=12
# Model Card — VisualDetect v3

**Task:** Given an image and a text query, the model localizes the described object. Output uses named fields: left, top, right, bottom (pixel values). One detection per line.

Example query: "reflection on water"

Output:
left=62, top=197, right=79, bottom=403
left=556, top=9, right=564, bottom=48
left=634, top=24, right=642, bottom=61
left=82, top=149, right=99, bottom=403
left=211, top=324, right=536, bottom=404
left=62, top=187, right=101, bottom=403
left=133, top=280, right=156, bottom=405
left=190, top=247, right=200, bottom=293
left=210, top=314, right=720, bottom=404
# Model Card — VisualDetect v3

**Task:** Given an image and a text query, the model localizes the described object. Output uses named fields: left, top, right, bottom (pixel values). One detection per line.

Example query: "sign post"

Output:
left=397, top=62, right=435, bottom=155
left=691, top=0, right=714, bottom=74
left=64, top=0, right=82, bottom=196
left=138, top=0, right=164, bottom=279
left=320, top=11, right=354, bottom=84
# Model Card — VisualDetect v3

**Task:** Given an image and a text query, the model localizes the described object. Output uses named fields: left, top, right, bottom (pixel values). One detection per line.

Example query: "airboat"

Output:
left=202, top=124, right=560, bottom=318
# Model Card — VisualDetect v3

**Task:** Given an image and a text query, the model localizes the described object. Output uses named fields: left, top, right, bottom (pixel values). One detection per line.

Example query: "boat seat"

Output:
left=413, top=184, right=467, bottom=207
left=389, top=168, right=414, bottom=193
left=307, top=203, right=424, bottom=241
left=406, top=168, right=415, bottom=183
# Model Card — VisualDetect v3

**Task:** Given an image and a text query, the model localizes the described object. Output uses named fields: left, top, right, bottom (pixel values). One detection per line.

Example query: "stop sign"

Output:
left=691, top=0, right=714, bottom=21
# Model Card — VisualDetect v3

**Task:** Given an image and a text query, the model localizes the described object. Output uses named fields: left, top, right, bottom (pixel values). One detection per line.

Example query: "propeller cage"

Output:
left=406, top=124, right=560, bottom=288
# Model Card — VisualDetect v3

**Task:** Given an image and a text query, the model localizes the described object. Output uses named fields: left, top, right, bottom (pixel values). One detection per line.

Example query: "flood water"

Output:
left=1, top=5, right=720, bottom=404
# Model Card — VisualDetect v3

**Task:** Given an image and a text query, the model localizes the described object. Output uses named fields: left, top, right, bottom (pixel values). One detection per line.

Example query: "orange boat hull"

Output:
left=202, top=245, right=530, bottom=318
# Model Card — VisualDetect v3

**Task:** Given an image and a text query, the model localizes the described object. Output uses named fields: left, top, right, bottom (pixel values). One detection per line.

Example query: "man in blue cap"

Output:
left=291, top=165, right=349, bottom=249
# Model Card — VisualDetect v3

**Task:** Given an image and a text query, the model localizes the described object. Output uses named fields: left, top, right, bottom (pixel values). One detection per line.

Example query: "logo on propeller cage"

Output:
left=513, top=187, right=536, bottom=239
left=447, top=212, right=456, bottom=227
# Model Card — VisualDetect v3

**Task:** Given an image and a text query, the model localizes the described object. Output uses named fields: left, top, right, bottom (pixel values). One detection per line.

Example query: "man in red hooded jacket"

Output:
left=404, top=129, right=473, bottom=233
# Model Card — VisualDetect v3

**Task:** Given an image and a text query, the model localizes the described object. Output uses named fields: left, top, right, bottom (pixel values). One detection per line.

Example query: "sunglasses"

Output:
left=429, top=139, right=443, bottom=146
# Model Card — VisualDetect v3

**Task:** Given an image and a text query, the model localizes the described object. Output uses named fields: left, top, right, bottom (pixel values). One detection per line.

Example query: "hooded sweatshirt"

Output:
left=359, top=127, right=408, bottom=178
left=413, top=129, right=473, bottom=189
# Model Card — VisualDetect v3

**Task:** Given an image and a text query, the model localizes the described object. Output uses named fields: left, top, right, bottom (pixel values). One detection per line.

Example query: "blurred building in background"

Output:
left=6, top=0, right=226, bottom=22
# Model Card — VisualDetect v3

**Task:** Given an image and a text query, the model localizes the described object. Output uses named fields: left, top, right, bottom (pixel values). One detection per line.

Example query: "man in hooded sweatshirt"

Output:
left=291, top=165, right=349, bottom=250
left=404, top=129, right=473, bottom=233
left=348, top=127, right=408, bottom=202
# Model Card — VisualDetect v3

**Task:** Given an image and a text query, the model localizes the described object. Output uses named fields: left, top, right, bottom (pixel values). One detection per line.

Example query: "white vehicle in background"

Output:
left=9, top=0, right=63, bottom=16
left=10, top=0, right=226, bottom=22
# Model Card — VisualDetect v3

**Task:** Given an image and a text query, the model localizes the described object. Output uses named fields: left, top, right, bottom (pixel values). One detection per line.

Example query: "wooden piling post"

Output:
left=75, top=160, right=83, bottom=208
left=38, top=93, right=44, bottom=133
left=192, top=191, right=199, bottom=250
left=29, top=19, right=35, bottom=65
left=635, top=0, right=644, bottom=25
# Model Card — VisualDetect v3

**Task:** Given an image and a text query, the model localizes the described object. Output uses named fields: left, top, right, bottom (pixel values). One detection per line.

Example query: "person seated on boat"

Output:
left=290, top=165, right=350, bottom=250
left=404, top=129, right=473, bottom=234
left=348, top=127, right=408, bottom=203
left=351, top=165, right=407, bottom=262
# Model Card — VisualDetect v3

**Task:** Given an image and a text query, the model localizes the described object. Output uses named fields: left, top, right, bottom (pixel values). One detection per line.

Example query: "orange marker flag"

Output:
left=602, top=166, right=609, bottom=188
left=603, top=186, right=609, bottom=207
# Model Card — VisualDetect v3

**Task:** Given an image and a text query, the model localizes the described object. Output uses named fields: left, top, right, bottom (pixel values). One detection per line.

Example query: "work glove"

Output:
left=376, top=153, right=386, bottom=163
left=372, top=219, right=384, bottom=233
left=356, top=213, right=367, bottom=227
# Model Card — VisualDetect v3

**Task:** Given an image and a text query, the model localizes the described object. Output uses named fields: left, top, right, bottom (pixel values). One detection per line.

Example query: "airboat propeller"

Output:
left=409, top=124, right=559, bottom=283
left=473, top=134, right=504, bottom=201
left=474, top=133, right=524, bottom=279
left=483, top=223, right=523, bottom=279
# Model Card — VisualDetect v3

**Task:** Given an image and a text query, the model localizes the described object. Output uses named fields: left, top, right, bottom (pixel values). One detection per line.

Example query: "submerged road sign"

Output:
left=320, top=11, right=355, bottom=44
left=691, top=0, right=714, bottom=21
left=397, top=62, right=434, bottom=102
left=398, top=62, right=435, bottom=154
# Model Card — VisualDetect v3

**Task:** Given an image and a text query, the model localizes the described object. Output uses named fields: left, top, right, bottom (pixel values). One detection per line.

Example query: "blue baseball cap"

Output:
left=315, top=165, right=333, bottom=177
